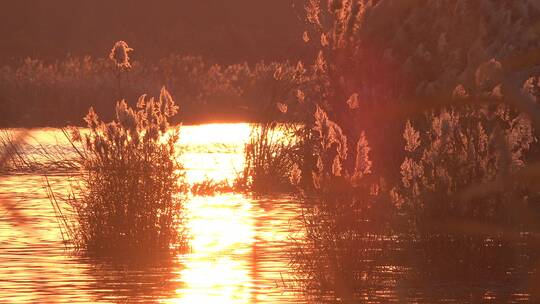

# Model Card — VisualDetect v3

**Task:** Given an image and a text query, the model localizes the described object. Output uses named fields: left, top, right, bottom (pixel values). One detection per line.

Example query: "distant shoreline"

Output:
left=0, top=116, right=251, bottom=129
left=0, top=114, right=300, bottom=129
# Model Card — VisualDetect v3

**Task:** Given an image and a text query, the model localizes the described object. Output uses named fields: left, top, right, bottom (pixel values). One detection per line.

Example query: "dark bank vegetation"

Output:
left=236, top=1, right=540, bottom=301
left=0, top=56, right=306, bottom=127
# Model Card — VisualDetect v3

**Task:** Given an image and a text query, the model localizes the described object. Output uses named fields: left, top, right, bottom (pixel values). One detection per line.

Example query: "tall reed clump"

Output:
left=284, top=1, right=540, bottom=299
left=239, top=62, right=311, bottom=193
left=242, top=122, right=301, bottom=193
left=62, top=87, right=186, bottom=255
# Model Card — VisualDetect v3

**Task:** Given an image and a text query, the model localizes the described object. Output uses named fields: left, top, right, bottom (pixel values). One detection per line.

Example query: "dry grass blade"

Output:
left=0, top=130, right=29, bottom=171
left=191, top=178, right=233, bottom=196
left=1, top=130, right=80, bottom=173
left=43, top=175, right=74, bottom=245
left=0, top=130, right=32, bottom=229
left=60, top=127, right=85, bottom=160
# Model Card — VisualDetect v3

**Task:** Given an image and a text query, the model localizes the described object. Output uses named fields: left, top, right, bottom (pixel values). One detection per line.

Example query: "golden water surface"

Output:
left=0, top=124, right=305, bottom=303
left=0, top=124, right=534, bottom=303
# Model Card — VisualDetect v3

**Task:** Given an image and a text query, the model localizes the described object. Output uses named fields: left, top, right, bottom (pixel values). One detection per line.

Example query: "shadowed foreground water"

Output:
left=0, top=124, right=537, bottom=303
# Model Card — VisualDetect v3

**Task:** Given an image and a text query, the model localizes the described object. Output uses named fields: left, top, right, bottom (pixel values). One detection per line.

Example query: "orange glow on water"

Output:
left=171, top=195, right=255, bottom=304
left=1, top=125, right=303, bottom=303
left=166, top=123, right=302, bottom=303
left=177, top=123, right=251, bottom=185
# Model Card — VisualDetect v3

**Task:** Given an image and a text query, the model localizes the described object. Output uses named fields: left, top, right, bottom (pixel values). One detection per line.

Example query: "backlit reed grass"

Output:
left=240, top=122, right=301, bottom=193
left=283, top=6, right=540, bottom=297
left=237, top=62, right=312, bottom=193
left=287, top=93, right=540, bottom=302
left=0, top=55, right=303, bottom=127
left=53, top=87, right=187, bottom=255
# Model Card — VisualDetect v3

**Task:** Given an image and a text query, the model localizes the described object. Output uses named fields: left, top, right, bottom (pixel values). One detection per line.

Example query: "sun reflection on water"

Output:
left=167, top=123, right=301, bottom=303
left=171, top=195, right=255, bottom=304
left=1, top=124, right=303, bottom=303
left=171, top=124, right=256, bottom=303
left=177, top=123, right=251, bottom=185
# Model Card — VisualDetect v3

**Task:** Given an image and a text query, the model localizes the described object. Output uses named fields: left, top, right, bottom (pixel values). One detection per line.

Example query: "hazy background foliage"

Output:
left=0, top=56, right=310, bottom=126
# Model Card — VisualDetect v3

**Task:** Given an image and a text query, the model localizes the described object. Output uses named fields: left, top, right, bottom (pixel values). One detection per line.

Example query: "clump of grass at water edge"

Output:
left=50, top=87, right=187, bottom=256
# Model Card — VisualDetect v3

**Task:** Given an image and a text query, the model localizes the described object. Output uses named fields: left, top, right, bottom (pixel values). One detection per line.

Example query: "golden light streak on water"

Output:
left=1, top=125, right=531, bottom=302
left=171, top=195, right=255, bottom=304
left=178, top=123, right=251, bottom=185
left=1, top=124, right=304, bottom=303
left=165, top=123, right=302, bottom=303
left=0, top=175, right=94, bottom=303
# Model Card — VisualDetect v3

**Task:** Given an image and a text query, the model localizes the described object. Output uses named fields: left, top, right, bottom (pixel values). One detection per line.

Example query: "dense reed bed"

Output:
left=0, top=55, right=304, bottom=127
left=234, top=1, right=540, bottom=301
